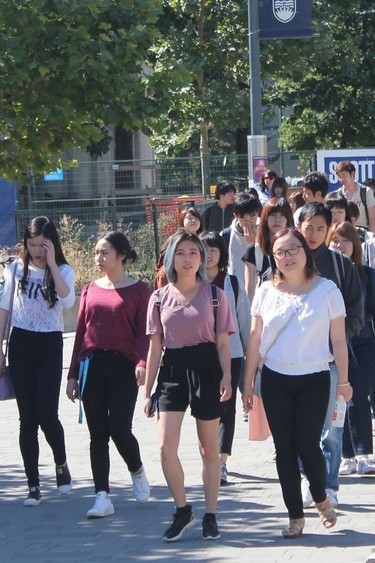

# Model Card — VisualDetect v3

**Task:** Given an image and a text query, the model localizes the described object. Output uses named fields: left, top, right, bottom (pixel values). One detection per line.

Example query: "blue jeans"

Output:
left=321, top=363, right=343, bottom=491
left=342, top=339, right=375, bottom=457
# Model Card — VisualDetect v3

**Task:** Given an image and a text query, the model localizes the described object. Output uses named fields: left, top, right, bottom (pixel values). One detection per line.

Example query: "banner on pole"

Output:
left=259, top=0, right=313, bottom=39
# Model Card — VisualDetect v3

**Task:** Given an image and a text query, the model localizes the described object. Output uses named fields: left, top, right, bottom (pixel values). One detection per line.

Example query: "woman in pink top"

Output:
left=66, top=231, right=150, bottom=519
left=144, top=230, right=234, bottom=542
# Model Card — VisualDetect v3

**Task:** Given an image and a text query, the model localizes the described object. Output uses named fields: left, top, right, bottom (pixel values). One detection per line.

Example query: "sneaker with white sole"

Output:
left=56, top=462, right=72, bottom=494
left=325, top=488, right=338, bottom=508
left=131, top=467, right=150, bottom=503
left=301, top=476, right=313, bottom=508
left=87, top=491, right=114, bottom=518
left=357, top=458, right=375, bottom=476
left=24, top=486, right=42, bottom=507
left=163, top=506, right=195, bottom=542
left=339, top=458, right=357, bottom=475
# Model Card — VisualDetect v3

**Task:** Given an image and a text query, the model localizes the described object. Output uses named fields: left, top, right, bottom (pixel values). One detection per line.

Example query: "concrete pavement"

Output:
left=0, top=332, right=375, bottom=562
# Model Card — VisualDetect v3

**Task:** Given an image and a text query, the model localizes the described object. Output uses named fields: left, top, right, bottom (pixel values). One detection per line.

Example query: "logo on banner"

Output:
left=273, top=0, right=297, bottom=23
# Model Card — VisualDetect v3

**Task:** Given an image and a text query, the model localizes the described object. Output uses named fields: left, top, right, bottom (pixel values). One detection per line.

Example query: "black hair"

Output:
left=233, top=194, right=261, bottom=217
left=164, top=229, right=206, bottom=282
left=324, top=193, right=350, bottom=221
left=215, top=181, right=236, bottom=200
left=271, top=228, right=317, bottom=282
left=96, top=231, right=137, bottom=265
left=298, top=202, right=332, bottom=227
left=199, top=231, right=229, bottom=271
left=21, top=216, right=68, bottom=308
left=303, top=172, right=329, bottom=198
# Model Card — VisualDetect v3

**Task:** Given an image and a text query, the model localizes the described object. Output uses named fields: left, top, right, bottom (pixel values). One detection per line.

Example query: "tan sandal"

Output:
left=316, top=499, right=337, bottom=529
left=282, top=517, right=305, bottom=539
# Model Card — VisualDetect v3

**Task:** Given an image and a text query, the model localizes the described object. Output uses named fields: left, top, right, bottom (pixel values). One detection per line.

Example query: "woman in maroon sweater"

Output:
left=67, top=231, right=150, bottom=519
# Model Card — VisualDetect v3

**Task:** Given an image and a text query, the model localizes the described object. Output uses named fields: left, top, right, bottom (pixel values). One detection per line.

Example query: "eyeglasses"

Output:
left=273, top=245, right=304, bottom=259
left=264, top=176, right=270, bottom=180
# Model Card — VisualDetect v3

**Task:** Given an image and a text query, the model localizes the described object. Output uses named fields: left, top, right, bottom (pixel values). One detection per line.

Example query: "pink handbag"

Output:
left=248, top=395, right=271, bottom=441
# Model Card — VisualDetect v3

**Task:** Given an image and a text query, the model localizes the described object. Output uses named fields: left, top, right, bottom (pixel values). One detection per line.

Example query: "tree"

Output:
left=0, top=0, right=161, bottom=179
left=145, top=0, right=250, bottom=192
left=261, top=0, right=375, bottom=150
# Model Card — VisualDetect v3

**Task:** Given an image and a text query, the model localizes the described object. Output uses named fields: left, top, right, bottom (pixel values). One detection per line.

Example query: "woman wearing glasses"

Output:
left=242, top=197, right=294, bottom=305
left=243, top=228, right=351, bottom=538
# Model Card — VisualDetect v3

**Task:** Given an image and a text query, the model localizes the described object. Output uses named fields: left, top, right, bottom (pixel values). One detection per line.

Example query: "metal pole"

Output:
left=151, top=202, right=160, bottom=260
left=248, top=0, right=262, bottom=135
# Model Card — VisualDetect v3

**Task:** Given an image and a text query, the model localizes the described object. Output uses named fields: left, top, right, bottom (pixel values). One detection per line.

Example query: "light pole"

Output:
left=247, top=0, right=267, bottom=186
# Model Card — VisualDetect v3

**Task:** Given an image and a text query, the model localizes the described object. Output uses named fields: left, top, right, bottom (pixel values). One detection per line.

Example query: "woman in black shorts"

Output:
left=144, top=230, right=234, bottom=542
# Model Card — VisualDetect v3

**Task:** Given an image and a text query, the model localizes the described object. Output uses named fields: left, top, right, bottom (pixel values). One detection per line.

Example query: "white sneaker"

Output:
left=301, top=476, right=313, bottom=508
left=87, top=491, right=115, bottom=518
left=131, top=467, right=150, bottom=503
left=357, top=458, right=375, bottom=476
left=339, top=458, right=357, bottom=475
left=325, top=488, right=338, bottom=508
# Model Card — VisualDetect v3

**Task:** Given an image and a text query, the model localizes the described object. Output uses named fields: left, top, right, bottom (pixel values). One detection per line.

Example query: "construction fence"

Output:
left=1, top=150, right=316, bottom=263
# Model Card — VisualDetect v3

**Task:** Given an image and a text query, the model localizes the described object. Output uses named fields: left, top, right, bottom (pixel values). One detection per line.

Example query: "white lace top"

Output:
left=0, top=259, right=75, bottom=333
left=251, top=278, right=346, bottom=375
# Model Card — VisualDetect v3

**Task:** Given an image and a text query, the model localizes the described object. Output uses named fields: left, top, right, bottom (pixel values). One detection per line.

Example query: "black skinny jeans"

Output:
left=218, top=357, right=242, bottom=455
left=9, top=328, right=66, bottom=488
left=262, top=365, right=330, bottom=519
left=82, top=350, right=143, bottom=493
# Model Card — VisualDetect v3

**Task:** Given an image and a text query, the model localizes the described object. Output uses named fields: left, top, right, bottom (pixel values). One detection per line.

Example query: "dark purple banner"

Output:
left=259, top=0, right=313, bottom=39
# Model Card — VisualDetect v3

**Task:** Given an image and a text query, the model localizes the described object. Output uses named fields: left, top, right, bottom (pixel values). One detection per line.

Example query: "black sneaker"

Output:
left=163, top=506, right=195, bottom=542
left=24, top=486, right=42, bottom=507
left=56, top=462, right=72, bottom=494
left=202, top=513, right=221, bottom=540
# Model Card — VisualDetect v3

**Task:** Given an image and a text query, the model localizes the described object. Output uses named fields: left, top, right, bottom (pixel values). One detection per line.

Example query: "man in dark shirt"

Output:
left=202, top=181, right=236, bottom=232
left=297, top=201, right=364, bottom=509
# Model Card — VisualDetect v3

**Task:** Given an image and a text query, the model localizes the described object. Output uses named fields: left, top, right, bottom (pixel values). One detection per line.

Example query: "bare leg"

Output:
left=196, top=418, right=221, bottom=513
left=158, top=411, right=186, bottom=507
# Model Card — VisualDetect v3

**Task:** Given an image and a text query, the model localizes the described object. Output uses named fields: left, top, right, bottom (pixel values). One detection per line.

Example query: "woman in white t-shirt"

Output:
left=0, top=217, right=75, bottom=507
left=144, top=229, right=234, bottom=542
left=242, top=228, right=351, bottom=539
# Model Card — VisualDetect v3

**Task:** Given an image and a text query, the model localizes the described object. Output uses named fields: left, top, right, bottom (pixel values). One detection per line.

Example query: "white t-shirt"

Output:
left=251, top=278, right=346, bottom=375
left=0, top=259, right=75, bottom=332
left=338, top=183, right=375, bottom=228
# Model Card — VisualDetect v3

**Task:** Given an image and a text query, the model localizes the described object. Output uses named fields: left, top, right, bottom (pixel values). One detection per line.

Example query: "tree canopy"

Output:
left=145, top=0, right=250, bottom=156
left=0, top=0, right=161, bottom=179
left=262, top=0, right=375, bottom=150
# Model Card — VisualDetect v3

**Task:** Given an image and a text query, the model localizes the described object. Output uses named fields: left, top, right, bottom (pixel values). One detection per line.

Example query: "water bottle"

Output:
left=332, top=396, right=346, bottom=427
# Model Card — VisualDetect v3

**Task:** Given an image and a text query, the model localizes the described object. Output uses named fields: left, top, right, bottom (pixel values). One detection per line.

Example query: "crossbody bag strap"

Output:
left=262, top=278, right=323, bottom=361
left=4, top=261, right=18, bottom=358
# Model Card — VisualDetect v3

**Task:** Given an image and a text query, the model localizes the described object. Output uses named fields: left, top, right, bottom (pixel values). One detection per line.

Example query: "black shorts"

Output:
left=157, top=342, right=223, bottom=420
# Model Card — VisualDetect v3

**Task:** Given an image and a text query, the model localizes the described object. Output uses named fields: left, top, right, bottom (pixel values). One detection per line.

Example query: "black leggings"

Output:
left=82, top=350, right=143, bottom=493
left=262, top=365, right=330, bottom=519
left=219, top=357, right=242, bottom=455
left=9, top=328, right=66, bottom=488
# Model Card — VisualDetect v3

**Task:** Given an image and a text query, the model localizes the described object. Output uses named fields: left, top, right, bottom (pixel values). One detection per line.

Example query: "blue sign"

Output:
left=44, top=168, right=64, bottom=182
left=259, top=0, right=313, bottom=39
left=317, top=149, right=375, bottom=191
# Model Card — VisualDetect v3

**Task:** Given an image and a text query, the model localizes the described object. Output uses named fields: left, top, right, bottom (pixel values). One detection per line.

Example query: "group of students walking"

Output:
left=0, top=164, right=373, bottom=542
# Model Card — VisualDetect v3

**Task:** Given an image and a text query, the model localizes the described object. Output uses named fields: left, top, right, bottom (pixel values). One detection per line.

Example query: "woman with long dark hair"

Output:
left=242, top=197, right=294, bottom=304
left=0, top=216, right=75, bottom=506
left=327, top=221, right=375, bottom=475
